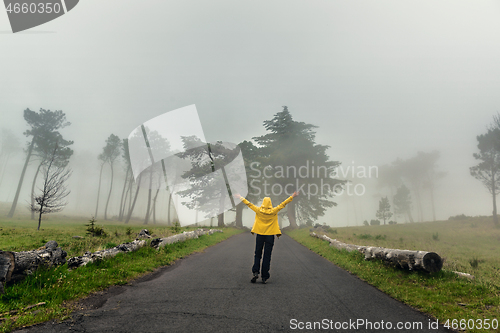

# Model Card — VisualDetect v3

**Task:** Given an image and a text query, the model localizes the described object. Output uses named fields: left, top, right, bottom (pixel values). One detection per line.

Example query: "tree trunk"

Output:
left=167, top=192, right=173, bottom=226
left=120, top=174, right=133, bottom=221
left=125, top=174, right=142, bottom=224
left=0, top=241, right=67, bottom=292
left=413, top=184, right=423, bottom=222
left=151, top=229, right=222, bottom=249
left=144, top=183, right=152, bottom=225
left=492, top=171, right=498, bottom=226
left=0, top=153, right=14, bottom=192
left=150, top=188, right=159, bottom=224
left=311, top=232, right=443, bottom=273
left=67, top=240, right=145, bottom=270
left=429, top=183, right=436, bottom=221
left=118, top=166, right=130, bottom=221
left=0, top=251, right=15, bottom=294
left=217, top=212, right=225, bottom=227
left=95, top=163, right=104, bottom=219
left=287, top=200, right=298, bottom=228
left=235, top=202, right=244, bottom=227
left=217, top=180, right=226, bottom=227
left=30, top=162, right=43, bottom=220
left=406, top=208, right=414, bottom=223
left=37, top=209, right=43, bottom=231
left=104, top=162, right=114, bottom=220
left=7, top=137, right=35, bottom=218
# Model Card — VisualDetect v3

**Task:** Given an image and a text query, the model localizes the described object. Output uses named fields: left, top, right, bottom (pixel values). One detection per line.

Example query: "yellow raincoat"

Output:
left=240, top=196, right=294, bottom=237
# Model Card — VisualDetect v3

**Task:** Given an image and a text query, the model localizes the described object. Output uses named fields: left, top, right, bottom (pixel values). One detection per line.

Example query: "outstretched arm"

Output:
left=234, top=193, right=259, bottom=213
left=273, top=191, right=299, bottom=213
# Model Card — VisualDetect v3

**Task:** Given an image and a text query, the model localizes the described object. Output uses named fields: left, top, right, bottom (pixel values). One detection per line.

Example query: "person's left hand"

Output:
left=234, top=193, right=242, bottom=199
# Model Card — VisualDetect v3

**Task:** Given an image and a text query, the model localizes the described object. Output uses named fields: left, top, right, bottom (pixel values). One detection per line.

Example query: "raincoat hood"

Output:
left=239, top=196, right=294, bottom=236
left=260, top=197, right=273, bottom=212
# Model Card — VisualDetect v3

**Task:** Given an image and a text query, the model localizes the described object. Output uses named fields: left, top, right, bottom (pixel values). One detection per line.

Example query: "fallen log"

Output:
left=67, top=239, right=146, bottom=269
left=0, top=241, right=67, bottom=294
left=151, top=229, right=223, bottom=249
left=453, top=271, right=475, bottom=279
left=311, top=232, right=443, bottom=273
left=0, top=251, right=15, bottom=295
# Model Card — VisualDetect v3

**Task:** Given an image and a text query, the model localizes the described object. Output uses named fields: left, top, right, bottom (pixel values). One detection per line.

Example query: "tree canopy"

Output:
left=470, top=127, right=500, bottom=226
left=252, top=106, right=345, bottom=227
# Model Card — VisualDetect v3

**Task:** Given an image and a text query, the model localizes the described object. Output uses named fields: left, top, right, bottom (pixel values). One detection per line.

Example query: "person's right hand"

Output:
left=234, top=193, right=242, bottom=199
left=292, top=191, right=299, bottom=198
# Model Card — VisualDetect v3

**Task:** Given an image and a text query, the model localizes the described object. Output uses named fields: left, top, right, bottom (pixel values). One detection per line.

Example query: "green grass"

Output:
left=0, top=216, right=243, bottom=332
left=0, top=217, right=193, bottom=257
left=314, top=217, right=500, bottom=289
left=287, top=220, right=500, bottom=333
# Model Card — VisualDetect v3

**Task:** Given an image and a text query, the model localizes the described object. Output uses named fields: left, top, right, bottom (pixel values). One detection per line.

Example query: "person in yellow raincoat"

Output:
left=234, top=191, right=299, bottom=284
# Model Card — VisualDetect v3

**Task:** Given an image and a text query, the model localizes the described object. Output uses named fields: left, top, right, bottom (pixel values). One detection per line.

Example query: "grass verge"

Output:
left=287, top=228, right=500, bottom=333
left=0, top=227, right=243, bottom=333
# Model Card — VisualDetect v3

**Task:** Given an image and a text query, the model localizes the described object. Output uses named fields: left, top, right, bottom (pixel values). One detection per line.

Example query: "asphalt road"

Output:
left=16, top=232, right=451, bottom=333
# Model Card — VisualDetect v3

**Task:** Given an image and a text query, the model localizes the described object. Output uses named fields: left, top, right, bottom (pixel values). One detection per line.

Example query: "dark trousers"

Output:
left=252, top=234, right=274, bottom=280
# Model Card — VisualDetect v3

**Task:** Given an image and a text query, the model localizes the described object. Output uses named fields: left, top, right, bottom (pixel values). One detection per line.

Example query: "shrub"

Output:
left=326, top=227, right=337, bottom=234
left=126, top=227, right=133, bottom=237
left=432, top=232, right=439, bottom=241
left=170, top=221, right=181, bottom=233
left=469, top=257, right=483, bottom=269
left=363, top=220, right=369, bottom=226
left=370, top=219, right=380, bottom=226
left=448, top=214, right=469, bottom=221
left=104, top=242, right=117, bottom=249
left=85, top=217, right=107, bottom=237
left=357, top=234, right=372, bottom=240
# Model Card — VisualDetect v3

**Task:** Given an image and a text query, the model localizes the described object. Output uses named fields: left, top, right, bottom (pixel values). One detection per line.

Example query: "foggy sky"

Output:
left=2, top=0, right=500, bottom=226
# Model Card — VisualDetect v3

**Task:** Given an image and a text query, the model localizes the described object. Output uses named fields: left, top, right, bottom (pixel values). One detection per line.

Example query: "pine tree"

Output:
left=253, top=106, right=345, bottom=227
left=376, top=196, right=393, bottom=225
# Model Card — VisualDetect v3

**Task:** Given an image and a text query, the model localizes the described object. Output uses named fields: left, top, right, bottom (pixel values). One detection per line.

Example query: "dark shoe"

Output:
left=251, top=273, right=258, bottom=283
left=262, top=278, right=267, bottom=284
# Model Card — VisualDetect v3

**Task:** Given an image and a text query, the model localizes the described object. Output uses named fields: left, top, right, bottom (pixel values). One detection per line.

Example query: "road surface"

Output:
left=16, top=232, right=451, bottom=332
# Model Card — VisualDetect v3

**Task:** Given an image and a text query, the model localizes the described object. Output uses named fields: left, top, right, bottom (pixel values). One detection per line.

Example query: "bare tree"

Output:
left=95, top=134, right=121, bottom=220
left=30, top=144, right=72, bottom=230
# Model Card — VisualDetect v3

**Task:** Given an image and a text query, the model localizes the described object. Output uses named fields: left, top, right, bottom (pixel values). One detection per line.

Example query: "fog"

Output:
left=1, top=0, right=500, bottom=227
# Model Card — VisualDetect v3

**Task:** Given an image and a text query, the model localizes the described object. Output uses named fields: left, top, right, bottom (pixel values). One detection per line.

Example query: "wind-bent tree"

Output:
left=252, top=106, right=345, bottom=227
left=30, top=131, right=73, bottom=220
left=376, top=196, right=392, bottom=225
left=95, top=134, right=121, bottom=220
left=118, top=139, right=132, bottom=221
left=393, top=184, right=413, bottom=223
left=376, top=161, right=403, bottom=198
left=176, top=137, right=238, bottom=227
left=95, top=154, right=106, bottom=218
left=142, top=128, right=170, bottom=225
left=413, top=151, right=445, bottom=221
left=104, top=134, right=121, bottom=220
left=0, top=128, right=21, bottom=190
left=8, top=108, right=70, bottom=218
left=470, top=128, right=500, bottom=226
left=382, top=151, right=444, bottom=222
left=30, top=143, right=72, bottom=230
